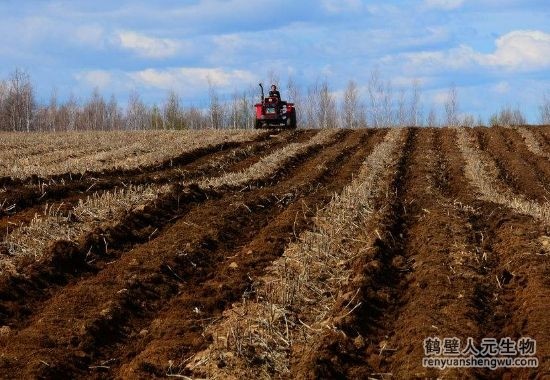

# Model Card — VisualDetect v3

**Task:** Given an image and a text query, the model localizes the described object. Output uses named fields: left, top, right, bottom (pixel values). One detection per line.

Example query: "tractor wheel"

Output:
left=287, top=111, right=297, bottom=129
left=254, top=120, right=262, bottom=129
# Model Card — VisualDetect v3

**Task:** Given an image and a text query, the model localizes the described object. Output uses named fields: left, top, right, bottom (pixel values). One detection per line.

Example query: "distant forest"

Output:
left=1, top=68, right=549, bottom=131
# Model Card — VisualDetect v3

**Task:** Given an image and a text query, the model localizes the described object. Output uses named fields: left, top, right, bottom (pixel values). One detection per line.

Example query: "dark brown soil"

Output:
left=288, top=127, right=549, bottom=380
left=0, top=130, right=315, bottom=240
left=531, top=126, right=550, bottom=152
left=0, top=127, right=548, bottom=380
left=475, top=127, right=549, bottom=202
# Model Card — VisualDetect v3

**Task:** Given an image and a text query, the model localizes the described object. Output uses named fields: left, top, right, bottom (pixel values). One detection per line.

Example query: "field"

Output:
left=0, top=126, right=549, bottom=379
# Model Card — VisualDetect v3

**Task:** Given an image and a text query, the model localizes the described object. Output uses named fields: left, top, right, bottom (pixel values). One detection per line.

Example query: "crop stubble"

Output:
left=0, top=127, right=548, bottom=379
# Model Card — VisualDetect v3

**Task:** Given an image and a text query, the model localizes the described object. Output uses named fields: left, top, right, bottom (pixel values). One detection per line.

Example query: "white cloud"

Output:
left=483, top=30, right=550, bottom=70
left=116, top=31, right=182, bottom=58
left=401, top=30, right=550, bottom=72
left=74, top=25, right=105, bottom=47
left=492, top=81, right=511, bottom=94
left=130, top=67, right=257, bottom=90
left=321, top=0, right=364, bottom=13
left=424, top=0, right=465, bottom=10
left=75, top=70, right=112, bottom=89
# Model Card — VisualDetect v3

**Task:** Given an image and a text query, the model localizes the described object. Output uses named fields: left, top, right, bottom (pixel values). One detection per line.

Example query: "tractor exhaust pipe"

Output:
left=259, top=83, right=264, bottom=103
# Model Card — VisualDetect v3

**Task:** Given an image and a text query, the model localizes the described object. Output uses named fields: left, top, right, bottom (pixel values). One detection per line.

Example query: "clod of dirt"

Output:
left=0, top=326, right=11, bottom=336
left=391, top=255, right=407, bottom=270
left=540, top=236, right=550, bottom=255
left=353, top=335, right=365, bottom=349
left=499, top=269, right=514, bottom=285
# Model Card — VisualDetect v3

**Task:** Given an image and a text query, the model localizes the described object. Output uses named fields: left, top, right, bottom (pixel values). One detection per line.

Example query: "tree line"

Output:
left=0, top=68, right=548, bottom=132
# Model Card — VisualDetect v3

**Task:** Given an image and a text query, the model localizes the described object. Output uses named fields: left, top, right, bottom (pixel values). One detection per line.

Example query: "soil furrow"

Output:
left=502, top=128, right=550, bottom=193
left=291, top=127, right=548, bottom=379
left=0, top=130, right=306, bottom=233
left=532, top=127, right=550, bottom=152
left=0, top=130, right=327, bottom=330
left=285, top=128, right=414, bottom=379
left=433, top=127, right=549, bottom=379
left=475, top=127, right=549, bottom=202
left=1, top=127, right=548, bottom=379
left=453, top=127, right=550, bottom=379
left=103, top=130, right=384, bottom=379
left=0, top=129, right=356, bottom=379
left=367, top=128, right=486, bottom=378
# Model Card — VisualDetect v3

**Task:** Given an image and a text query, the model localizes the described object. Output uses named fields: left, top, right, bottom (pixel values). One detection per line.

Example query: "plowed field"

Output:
left=0, top=127, right=548, bottom=379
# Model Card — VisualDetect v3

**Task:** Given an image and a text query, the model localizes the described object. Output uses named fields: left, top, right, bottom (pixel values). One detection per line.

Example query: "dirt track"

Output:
left=0, top=127, right=548, bottom=379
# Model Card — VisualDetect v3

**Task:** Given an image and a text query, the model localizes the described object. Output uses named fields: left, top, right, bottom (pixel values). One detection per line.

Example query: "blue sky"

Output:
left=0, top=0, right=549, bottom=122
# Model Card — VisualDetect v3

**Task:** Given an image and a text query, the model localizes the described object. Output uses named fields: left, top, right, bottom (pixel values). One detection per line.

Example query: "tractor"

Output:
left=254, top=83, right=297, bottom=129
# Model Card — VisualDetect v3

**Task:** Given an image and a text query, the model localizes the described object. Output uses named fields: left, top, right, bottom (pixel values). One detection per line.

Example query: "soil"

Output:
left=0, top=127, right=548, bottom=379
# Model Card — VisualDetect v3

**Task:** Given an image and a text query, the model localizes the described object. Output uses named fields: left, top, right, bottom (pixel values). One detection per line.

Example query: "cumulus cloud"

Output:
left=75, top=70, right=112, bottom=89
left=402, top=30, right=550, bottom=71
left=483, top=30, right=550, bottom=69
left=116, top=31, right=182, bottom=58
left=130, top=67, right=257, bottom=90
left=423, top=0, right=465, bottom=10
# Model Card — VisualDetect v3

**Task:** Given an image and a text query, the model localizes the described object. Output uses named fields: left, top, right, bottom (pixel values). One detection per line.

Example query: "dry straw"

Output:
left=199, top=129, right=340, bottom=189
left=186, top=128, right=406, bottom=379
left=513, top=126, right=550, bottom=159
left=1, top=131, right=338, bottom=275
left=0, top=184, right=168, bottom=275
left=0, top=130, right=259, bottom=179
left=455, top=127, right=550, bottom=224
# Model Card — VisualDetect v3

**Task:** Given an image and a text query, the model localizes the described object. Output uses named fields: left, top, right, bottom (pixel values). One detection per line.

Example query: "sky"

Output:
left=0, top=0, right=549, bottom=122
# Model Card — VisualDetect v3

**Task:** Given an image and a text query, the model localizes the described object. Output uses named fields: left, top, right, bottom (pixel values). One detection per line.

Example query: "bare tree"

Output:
left=150, top=104, right=163, bottom=130
left=476, top=115, right=485, bottom=127
left=396, top=88, right=407, bottom=127
left=317, top=80, right=337, bottom=128
left=240, top=89, right=254, bottom=129
left=367, top=69, right=394, bottom=127
left=540, top=93, right=550, bottom=125
left=381, top=80, right=394, bottom=127
left=163, top=90, right=184, bottom=130
left=303, top=83, right=318, bottom=128
left=6, top=69, right=35, bottom=131
left=127, top=91, right=148, bottom=130
left=183, top=106, right=207, bottom=130
left=106, top=95, right=123, bottom=130
left=341, top=80, right=362, bottom=128
left=462, top=114, right=476, bottom=128
left=208, top=81, right=223, bottom=129
left=0, top=80, right=8, bottom=130
left=228, top=90, right=252, bottom=129
left=82, top=88, right=107, bottom=130
left=444, top=84, right=459, bottom=127
left=46, top=88, right=58, bottom=131
left=489, top=105, right=526, bottom=127
left=286, top=76, right=304, bottom=128
left=367, top=68, right=383, bottom=128
left=427, top=106, right=438, bottom=128
left=61, top=94, right=79, bottom=131
left=408, top=79, right=422, bottom=126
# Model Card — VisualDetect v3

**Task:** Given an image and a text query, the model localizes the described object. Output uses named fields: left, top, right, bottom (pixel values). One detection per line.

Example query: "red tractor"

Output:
left=254, top=83, right=297, bottom=129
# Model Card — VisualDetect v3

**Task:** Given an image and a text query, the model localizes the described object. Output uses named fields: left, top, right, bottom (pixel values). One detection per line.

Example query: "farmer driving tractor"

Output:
left=254, top=83, right=296, bottom=129
left=269, top=84, right=281, bottom=101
